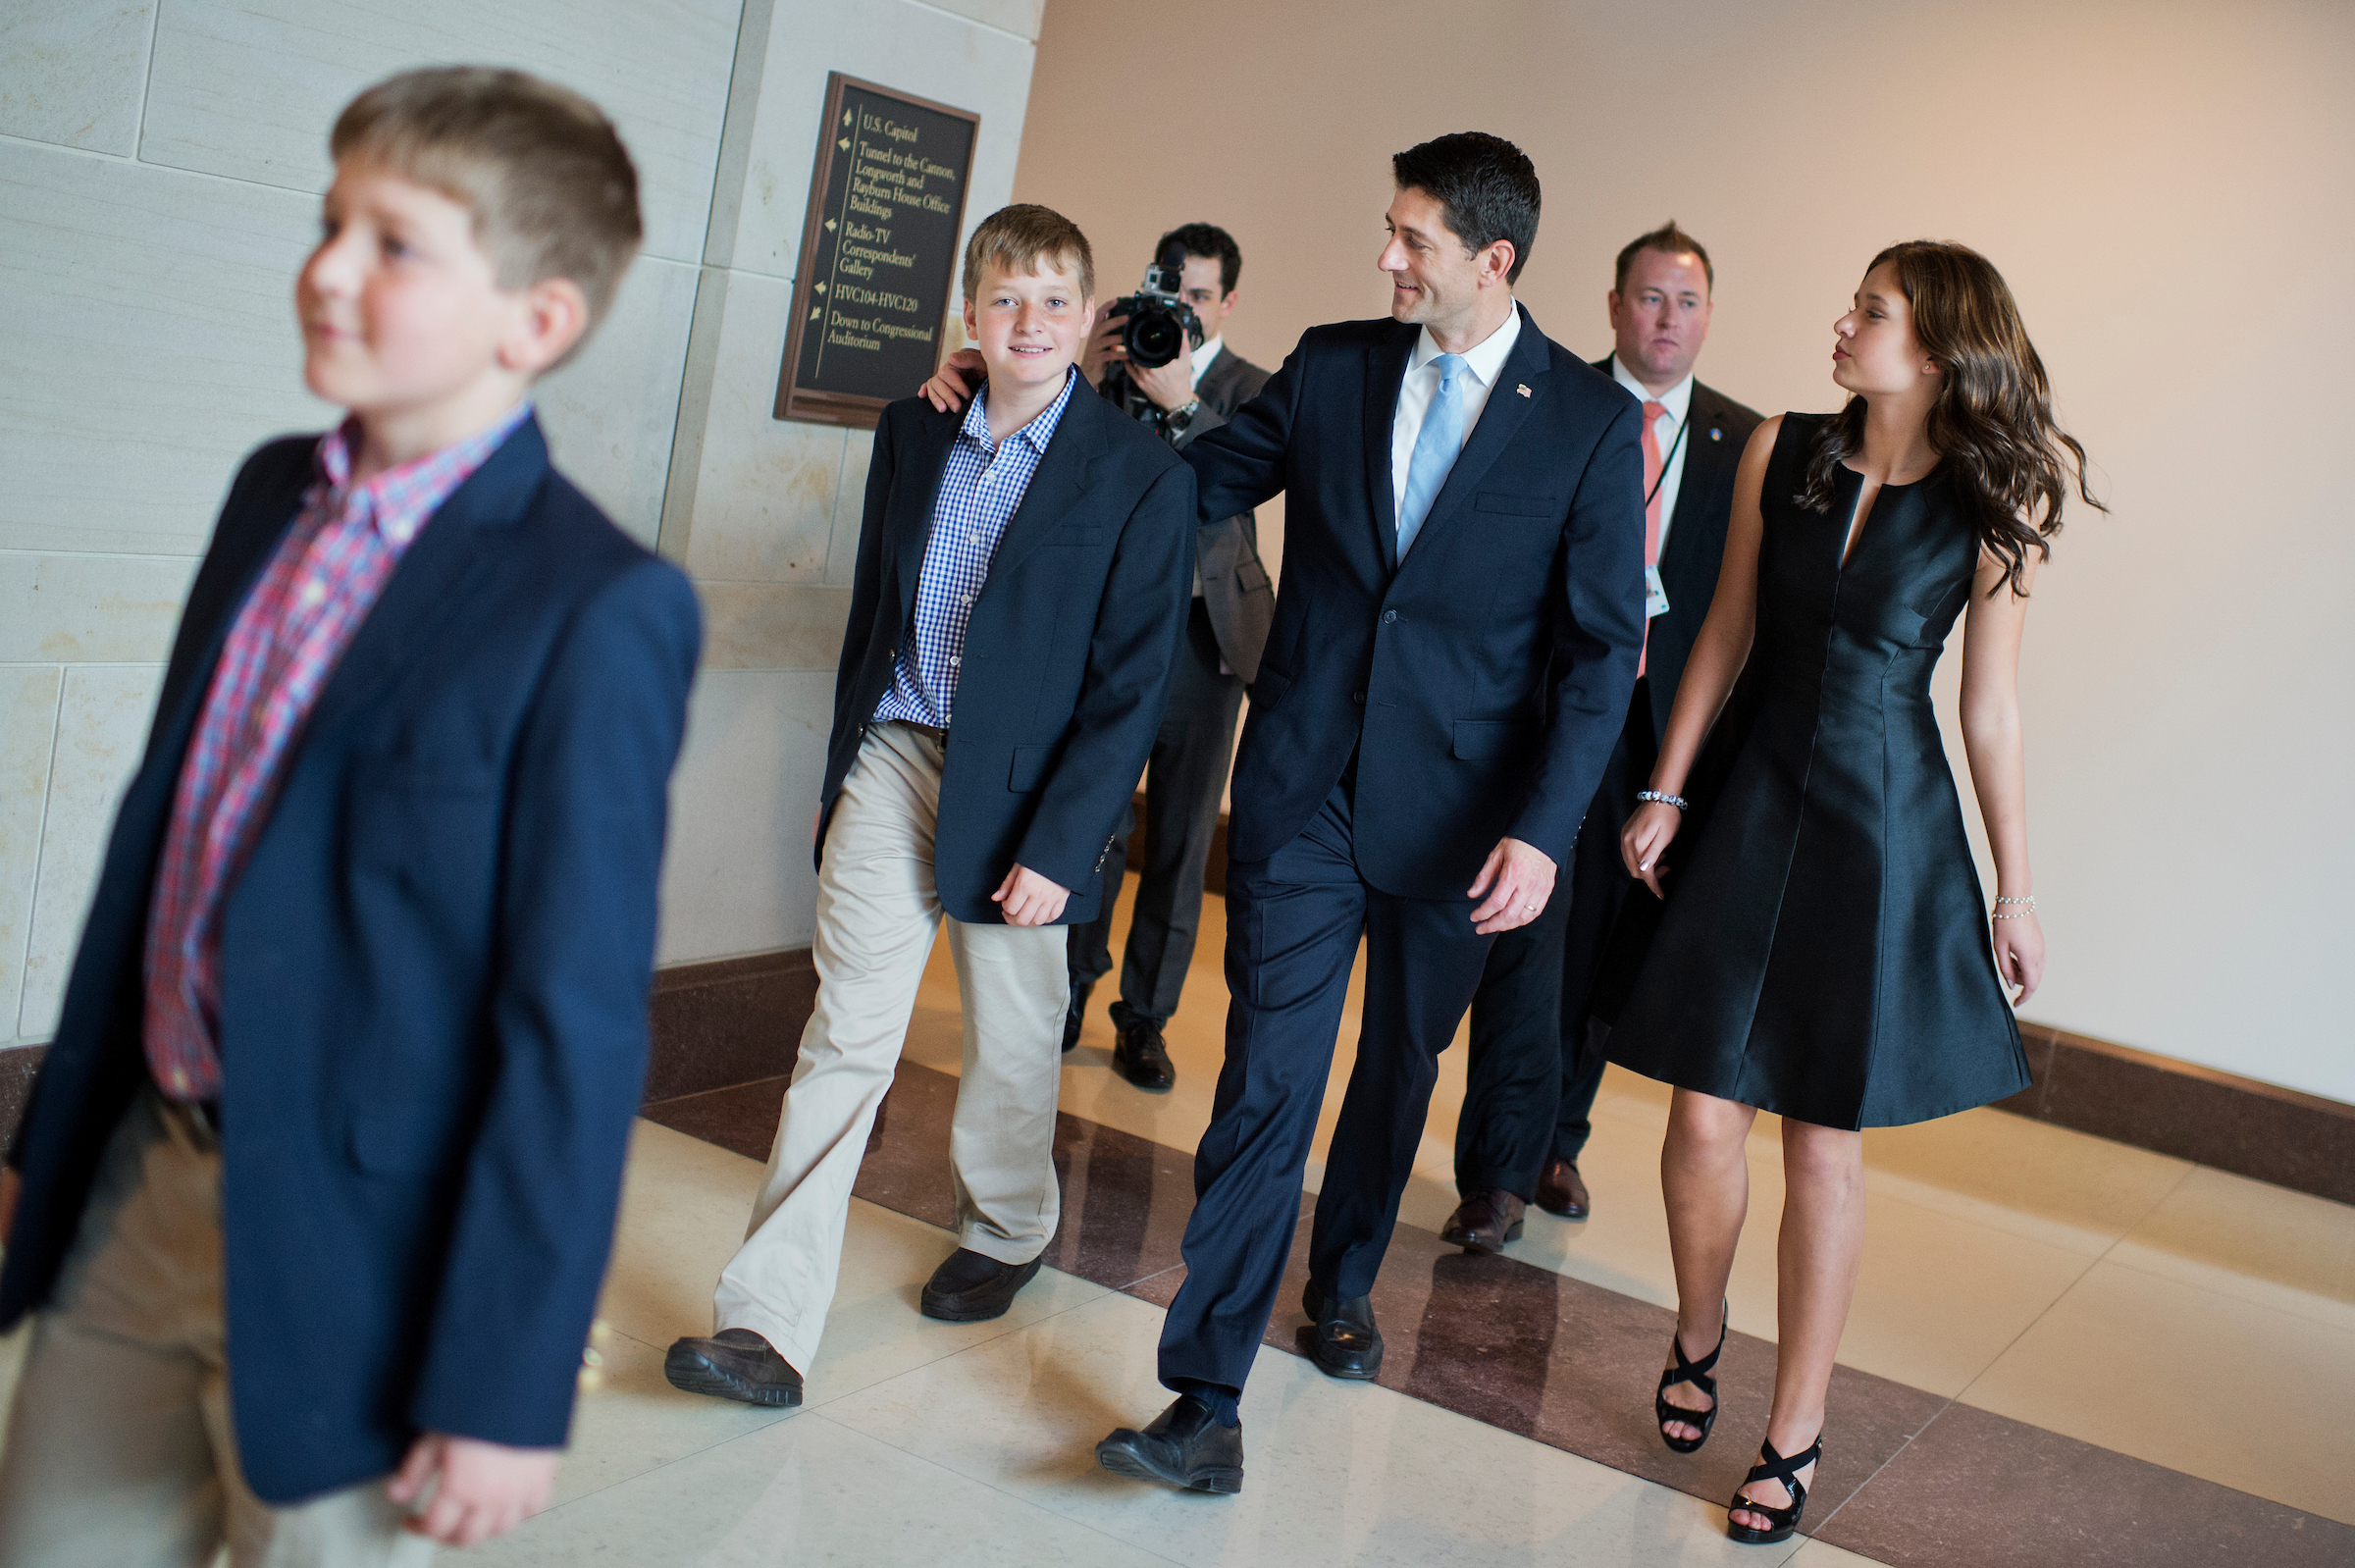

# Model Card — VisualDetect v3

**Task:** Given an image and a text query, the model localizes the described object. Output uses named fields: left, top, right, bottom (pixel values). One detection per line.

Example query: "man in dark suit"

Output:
left=1443, top=223, right=1763, bottom=1251
left=1066, top=222, right=1275, bottom=1094
left=665, top=206, right=1196, bottom=1411
left=1089, top=133, right=1647, bottom=1491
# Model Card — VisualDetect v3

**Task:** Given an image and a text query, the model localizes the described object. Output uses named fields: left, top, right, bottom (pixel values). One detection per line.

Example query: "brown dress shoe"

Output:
left=664, top=1329, right=804, bottom=1407
left=1439, top=1189, right=1527, bottom=1254
left=1536, top=1158, right=1591, bottom=1220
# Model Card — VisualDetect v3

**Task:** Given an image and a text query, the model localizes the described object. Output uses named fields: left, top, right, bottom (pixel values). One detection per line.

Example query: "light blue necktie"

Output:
left=1396, top=352, right=1470, bottom=558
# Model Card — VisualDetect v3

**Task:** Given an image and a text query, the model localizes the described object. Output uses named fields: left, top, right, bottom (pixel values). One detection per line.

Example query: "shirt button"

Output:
left=300, top=579, right=327, bottom=608
left=1382, top=609, right=1397, bottom=624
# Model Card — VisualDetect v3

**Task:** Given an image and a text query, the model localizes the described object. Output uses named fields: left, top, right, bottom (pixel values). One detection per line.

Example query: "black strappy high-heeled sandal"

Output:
left=1726, top=1433, right=1824, bottom=1544
left=1653, top=1301, right=1726, bottom=1453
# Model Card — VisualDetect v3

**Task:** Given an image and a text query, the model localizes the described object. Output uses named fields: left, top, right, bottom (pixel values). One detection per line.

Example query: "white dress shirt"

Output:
left=1611, top=355, right=1696, bottom=553
left=1189, top=334, right=1224, bottom=391
left=1390, top=304, right=1524, bottom=527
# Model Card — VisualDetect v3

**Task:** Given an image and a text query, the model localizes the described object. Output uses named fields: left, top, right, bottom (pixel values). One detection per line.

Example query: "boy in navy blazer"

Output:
left=663, top=206, right=1194, bottom=1410
left=0, top=69, right=700, bottom=1562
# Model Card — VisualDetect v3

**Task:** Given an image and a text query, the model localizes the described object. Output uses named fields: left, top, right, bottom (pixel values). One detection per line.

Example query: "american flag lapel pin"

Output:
left=1515, top=383, right=1531, bottom=397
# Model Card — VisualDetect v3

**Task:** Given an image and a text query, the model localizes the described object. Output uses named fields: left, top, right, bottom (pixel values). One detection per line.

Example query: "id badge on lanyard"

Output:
left=1643, top=415, right=1689, bottom=620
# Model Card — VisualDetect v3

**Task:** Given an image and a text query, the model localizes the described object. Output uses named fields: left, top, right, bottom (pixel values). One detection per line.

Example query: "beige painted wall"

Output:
left=1013, top=0, right=2355, bottom=1102
left=0, top=0, right=1044, bottom=1050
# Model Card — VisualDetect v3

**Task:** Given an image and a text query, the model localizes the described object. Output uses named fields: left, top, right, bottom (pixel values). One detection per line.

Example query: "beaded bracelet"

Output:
left=1636, top=790, right=1690, bottom=811
left=1992, top=895, right=2037, bottom=920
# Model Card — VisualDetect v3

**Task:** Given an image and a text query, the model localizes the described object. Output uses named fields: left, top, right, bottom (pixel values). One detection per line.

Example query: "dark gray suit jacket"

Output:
left=1101, top=345, right=1275, bottom=681
left=1597, top=355, right=1763, bottom=738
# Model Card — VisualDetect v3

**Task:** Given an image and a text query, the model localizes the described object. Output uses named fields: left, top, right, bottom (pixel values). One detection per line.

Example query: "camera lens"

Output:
left=1125, top=305, right=1183, bottom=369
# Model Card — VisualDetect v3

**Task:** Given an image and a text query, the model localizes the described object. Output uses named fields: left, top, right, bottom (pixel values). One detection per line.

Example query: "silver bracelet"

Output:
left=1636, top=790, right=1689, bottom=811
left=1992, top=894, right=2036, bottom=920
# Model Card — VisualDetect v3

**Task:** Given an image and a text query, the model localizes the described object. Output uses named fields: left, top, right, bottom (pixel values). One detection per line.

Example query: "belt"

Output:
left=884, top=719, right=947, bottom=744
left=155, top=1092, right=222, bottom=1152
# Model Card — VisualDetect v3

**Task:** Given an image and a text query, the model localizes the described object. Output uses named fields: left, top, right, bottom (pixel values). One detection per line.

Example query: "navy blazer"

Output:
left=1188, top=305, right=1647, bottom=897
left=1593, top=358, right=1764, bottom=741
left=821, top=384, right=1195, bottom=922
left=0, top=417, right=701, bottom=1503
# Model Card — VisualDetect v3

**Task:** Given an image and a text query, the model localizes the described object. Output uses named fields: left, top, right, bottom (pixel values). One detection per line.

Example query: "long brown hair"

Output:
left=1800, top=240, right=2101, bottom=596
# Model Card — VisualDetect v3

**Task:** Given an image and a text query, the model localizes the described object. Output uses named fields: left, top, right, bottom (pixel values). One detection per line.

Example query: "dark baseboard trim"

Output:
left=645, top=948, right=814, bottom=1104
left=0, top=1045, right=46, bottom=1145
left=5, top=927, right=2347, bottom=1211
left=1996, top=1023, right=2354, bottom=1204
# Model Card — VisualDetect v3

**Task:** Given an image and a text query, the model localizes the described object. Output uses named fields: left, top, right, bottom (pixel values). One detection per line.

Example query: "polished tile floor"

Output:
left=7, top=878, right=2344, bottom=1564
left=602, top=885, right=2354, bottom=1562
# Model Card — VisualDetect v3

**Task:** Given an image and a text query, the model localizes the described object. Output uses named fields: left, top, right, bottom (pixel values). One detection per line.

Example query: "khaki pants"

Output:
left=0, top=1092, right=433, bottom=1568
left=714, top=723, right=1068, bottom=1374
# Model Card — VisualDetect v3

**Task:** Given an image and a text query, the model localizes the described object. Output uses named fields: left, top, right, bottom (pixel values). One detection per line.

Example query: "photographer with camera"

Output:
left=1073, top=223, right=1274, bottom=1091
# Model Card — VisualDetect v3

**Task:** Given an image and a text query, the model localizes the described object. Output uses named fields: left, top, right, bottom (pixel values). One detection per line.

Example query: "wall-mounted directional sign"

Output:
left=773, top=73, right=980, bottom=428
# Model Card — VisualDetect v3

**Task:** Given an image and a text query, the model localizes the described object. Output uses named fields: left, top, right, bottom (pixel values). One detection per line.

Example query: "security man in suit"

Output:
left=1442, top=223, right=1765, bottom=1251
left=1066, top=222, right=1275, bottom=1094
left=1088, top=133, right=1648, bottom=1490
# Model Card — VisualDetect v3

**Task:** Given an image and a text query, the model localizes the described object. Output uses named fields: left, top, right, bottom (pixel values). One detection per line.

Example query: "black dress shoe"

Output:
left=1440, top=1189, right=1527, bottom=1253
left=919, top=1247, right=1043, bottom=1322
left=1095, top=1395, right=1244, bottom=1493
left=663, top=1328, right=804, bottom=1407
left=1111, top=1019, right=1176, bottom=1092
left=1063, top=979, right=1093, bottom=1053
left=1300, top=1279, right=1383, bottom=1380
left=1536, top=1157, right=1591, bottom=1220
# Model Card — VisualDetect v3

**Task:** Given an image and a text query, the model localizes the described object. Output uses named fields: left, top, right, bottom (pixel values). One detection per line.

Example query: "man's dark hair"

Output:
left=1155, top=222, right=1242, bottom=296
left=1614, top=220, right=1714, bottom=295
left=1389, top=132, right=1541, bottom=285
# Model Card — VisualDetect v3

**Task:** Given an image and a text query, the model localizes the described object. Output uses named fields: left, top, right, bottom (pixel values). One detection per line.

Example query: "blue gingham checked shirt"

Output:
left=874, top=368, right=1079, bottom=727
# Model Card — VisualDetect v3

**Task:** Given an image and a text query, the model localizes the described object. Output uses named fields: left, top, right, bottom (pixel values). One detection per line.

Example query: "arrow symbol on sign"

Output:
left=814, top=282, right=826, bottom=293
left=824, top=219, right=836, bottom=231
left=838, top=136, right=850, bottom=150
left=842, top=109, right=852, bottom=126
left=810, top=307, right=820, bottom=321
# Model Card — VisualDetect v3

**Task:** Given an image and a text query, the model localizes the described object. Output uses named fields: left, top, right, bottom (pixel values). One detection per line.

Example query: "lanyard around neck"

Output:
left=1644, top=410, right=1690, bottom=510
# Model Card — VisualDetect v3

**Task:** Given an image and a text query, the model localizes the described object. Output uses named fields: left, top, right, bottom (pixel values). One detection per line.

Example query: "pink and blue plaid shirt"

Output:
left=141, top=402, right=532, bottom=1103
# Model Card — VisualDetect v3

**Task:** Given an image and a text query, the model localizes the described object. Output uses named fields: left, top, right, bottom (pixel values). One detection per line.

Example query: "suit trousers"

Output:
left=0, top=1091, right=434, bottom=1568
left=1069, top=601, right=1243, bottom=1029
left=714, top=722, right=1067, bottom=1375
left=1454, top=688, right=1656, bottom=1194
left=1157, top=761, right=1495, bottom=1395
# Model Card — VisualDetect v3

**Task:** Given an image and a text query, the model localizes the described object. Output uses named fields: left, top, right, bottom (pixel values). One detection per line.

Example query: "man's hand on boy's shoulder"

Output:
left=992, top=863, right=1071, bottom=927
left=390, top=1433, right=560, bottom=1547
left=919, top=348, right=987, bottom=415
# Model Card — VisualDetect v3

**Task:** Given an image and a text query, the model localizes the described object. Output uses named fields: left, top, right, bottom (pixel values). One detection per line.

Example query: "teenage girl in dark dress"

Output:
left=1609, top=241, right=2099, bottom=1543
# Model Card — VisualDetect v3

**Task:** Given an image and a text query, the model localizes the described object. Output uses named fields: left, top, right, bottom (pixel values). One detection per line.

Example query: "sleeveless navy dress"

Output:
left=1607, top=413, right=2030, bottom=1128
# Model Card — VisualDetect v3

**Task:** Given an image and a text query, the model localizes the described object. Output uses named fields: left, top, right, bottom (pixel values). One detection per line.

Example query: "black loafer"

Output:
left=1096, top=1395, right=1244, bottom=1493
left=1063, top=979, right=1093, bottom=1053
left=1301, top=1279, right=1383, bottom=1381
left=663, top=1328, right=804, bottom=1408
left=1111, top=1020, right=1176, bottom=1092
left=919, top=1246, right=1043, bottom=1322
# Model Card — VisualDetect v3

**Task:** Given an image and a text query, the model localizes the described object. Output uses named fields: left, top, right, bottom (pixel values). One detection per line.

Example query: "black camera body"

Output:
left=1104, top=241, right=1204, bottom=371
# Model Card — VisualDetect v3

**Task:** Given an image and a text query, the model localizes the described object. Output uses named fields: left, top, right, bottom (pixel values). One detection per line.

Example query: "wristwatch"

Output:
left=1163, top=397, right=1201, bottom=435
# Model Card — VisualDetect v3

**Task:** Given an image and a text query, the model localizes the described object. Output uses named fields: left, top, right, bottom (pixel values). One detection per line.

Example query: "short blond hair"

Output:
left=331, top=67, right=642, bottom=351
left=961, top=204, right=1093, bottom=303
